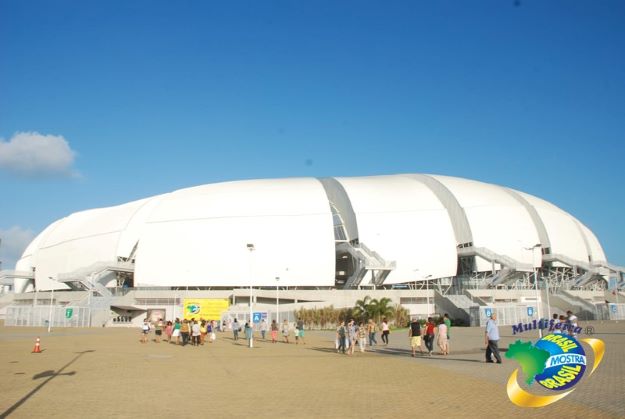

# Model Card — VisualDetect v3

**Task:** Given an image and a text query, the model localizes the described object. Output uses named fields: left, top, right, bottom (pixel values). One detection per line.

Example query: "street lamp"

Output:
left=247, top=243, right=255, bottom=348
left=275, top=276, right=280, bottom=324
left=47, top=277, right=55, bottom=333
left=425, top=274, right=433, bottom=317
left=524, top=243, right=542, bottom=338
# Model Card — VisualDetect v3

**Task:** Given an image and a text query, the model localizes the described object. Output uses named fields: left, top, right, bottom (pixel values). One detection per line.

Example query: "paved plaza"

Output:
left=0, top=320, right=623, bottom=418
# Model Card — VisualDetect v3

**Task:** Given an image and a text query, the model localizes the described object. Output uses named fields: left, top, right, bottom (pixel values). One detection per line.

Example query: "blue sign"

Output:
left=611, top=304, right=617, bottom=313
left=253, top=312, right=262, bottom=323
left=485, top=308, right=492, bottom=317
left=527, top=307, right=534, bottom=317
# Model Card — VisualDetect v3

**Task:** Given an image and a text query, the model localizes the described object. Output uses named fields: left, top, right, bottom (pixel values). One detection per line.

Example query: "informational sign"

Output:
left=253, top=312, right=262, bottom=323
left=65, top=308, right=73, bottom=319
left=183, top=299, right=230, bottom=320
left=611, top=304, right=617, bottom=313
left=527, top=306, right=534, bottom=317
left=485, top=308, right=492, bottom=317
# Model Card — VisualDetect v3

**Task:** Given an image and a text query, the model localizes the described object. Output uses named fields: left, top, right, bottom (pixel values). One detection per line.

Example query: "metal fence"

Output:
left=4, top=305, right=106, bottom=327
left=472, top=305, right=540, bottom=327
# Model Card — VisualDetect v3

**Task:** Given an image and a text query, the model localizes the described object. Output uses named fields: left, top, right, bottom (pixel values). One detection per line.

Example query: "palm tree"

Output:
left=353, top=296, right=373, bottom=321
left=370, top=297, right=394, bottom=325
left=392, top=303, right=410, bottom=328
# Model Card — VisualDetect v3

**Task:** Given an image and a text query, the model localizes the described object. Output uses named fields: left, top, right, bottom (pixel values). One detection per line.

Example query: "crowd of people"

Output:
left=140, top=317, right=308, bottom=347
left=141, top=318, right=219, bottom=346
left=333, top=314, right=452, bottom=356
left=140, top=309, right=581, bottom=365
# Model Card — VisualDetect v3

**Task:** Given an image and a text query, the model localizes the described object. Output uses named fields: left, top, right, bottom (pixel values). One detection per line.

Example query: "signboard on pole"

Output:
left=65, top=308, right=73, bottom=319
left=527, top=306, right=534, bottom=317
left=485, top=308, right=492, bottom=318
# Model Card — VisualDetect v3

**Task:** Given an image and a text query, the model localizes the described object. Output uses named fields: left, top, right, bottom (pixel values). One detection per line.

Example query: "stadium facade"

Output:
left=1, top=174, right=624, bottom=327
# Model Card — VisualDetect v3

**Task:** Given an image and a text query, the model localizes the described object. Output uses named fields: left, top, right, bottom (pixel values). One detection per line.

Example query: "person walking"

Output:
left=165, top=320, right=173, bottom=343
left=357, top=322, right=367, bottom=353
left=423, top=317, right=436, bottom=355
left=244, top=322, right=253, bottom=347
left=270, top=319, right=279, bottom=343
left=485, top=313, right=502, bottom=363
left=180, top=319, right=190, bottom=346
left=191, top=319, right=201, bottom=346
left=367, top=319, right=378, bottom=347
left=443, top=313, right=451, bottom=352
left=437, top=318, right=449, bottom=355
left=408, top=318, right=422, bottom=357
left=347, top=319, right=357, bottom=355
left=199, top=320, right=207, bottom=345
left=381, top=318, right=390, bottom=345
left=154, top=318, right=163, bottom=343
left=566, top=310, right=578, bottom=336
left=206, top=320, right=215, bottom=343
left=336, top=321, right=347, bottom=354
left=172, top=318, right=181, bottom=345
left=281, top=319, right=290, bottom=344
left=260, top=319, right=268, bottom=341
left=233, top=318, right=241, bottom=342
left=296, top=318, right=306, bottom=345
left=141, top=318, right=150, bottom=343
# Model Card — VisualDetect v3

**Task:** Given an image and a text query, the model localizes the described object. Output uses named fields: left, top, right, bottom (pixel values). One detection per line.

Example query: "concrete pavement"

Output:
left=0, top=321, right=622, bottom=418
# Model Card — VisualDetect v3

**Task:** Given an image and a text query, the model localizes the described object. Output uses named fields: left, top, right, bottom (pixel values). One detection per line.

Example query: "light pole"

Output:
left=615, top=283, right=620, bottom=323
left=425, top=274, right=433, bottom=317
left=524, top=244, right=542, bottom=338
left=47, top=277, right=55, bottom=333
left=544, top=272, right=551, bottom=322
left=247, top=243, right=255, bottom=348
left=275, top=276, right=280, bottom=324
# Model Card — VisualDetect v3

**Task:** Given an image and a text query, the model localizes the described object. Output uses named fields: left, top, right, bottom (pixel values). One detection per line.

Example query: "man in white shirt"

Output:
left=566, top=310, right=578, bottom=336
left=485, top=313, right=502, bottom=364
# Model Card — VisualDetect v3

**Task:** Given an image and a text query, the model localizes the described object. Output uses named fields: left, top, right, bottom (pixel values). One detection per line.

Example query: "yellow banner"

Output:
left=183, top=298, right=229, bottom=320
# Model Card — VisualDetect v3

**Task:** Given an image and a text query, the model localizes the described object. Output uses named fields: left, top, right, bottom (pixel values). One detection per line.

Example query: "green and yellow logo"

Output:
left=505, top=334, right=604, bottom=407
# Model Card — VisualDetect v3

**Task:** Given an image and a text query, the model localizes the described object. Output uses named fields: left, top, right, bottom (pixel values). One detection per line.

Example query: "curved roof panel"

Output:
left=432, top=176, right=541, bottom=270
left=135, top=178, right=335, bottom=287
left=15, top=174, right=607, bottom=290
left=336, top=175, right=458, bottom=283
left=517, top=191, right=589, bottom=264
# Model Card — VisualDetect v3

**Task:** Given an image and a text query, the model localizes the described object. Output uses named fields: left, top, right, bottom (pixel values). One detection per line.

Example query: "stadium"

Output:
left=1, top=174, right=624, bottom=328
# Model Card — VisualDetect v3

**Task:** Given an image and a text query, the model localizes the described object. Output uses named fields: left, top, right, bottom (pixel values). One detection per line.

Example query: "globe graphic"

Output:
left=534, top=334, right=586, bottom=391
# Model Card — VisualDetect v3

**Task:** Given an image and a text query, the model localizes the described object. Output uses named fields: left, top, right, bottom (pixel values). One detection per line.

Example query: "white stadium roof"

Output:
left=14, top=174, right=607, bottom=291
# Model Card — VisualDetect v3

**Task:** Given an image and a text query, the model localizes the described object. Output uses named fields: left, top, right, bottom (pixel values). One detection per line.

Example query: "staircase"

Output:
left=457, top=246, right=533, bottom=287
left=338, top=242, right=396, bottom=288
left=550, top=290, right=598, bottom=320
left=57, top=261, right=134, bottom=296
left=435, top=292, right=480, bottom=326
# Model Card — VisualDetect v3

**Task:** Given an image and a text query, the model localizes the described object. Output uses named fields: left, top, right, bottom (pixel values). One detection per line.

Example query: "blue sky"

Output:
left=1, top=0, right=624, bottom=269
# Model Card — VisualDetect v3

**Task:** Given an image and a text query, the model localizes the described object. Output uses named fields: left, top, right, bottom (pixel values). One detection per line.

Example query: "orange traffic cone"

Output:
left=32, top=337, right=42, bottom=353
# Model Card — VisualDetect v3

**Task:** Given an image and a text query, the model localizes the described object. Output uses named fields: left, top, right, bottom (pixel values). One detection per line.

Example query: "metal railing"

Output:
left=474, top=304, right=539, bottom=327
left=4, top=305, right=107, bottom=327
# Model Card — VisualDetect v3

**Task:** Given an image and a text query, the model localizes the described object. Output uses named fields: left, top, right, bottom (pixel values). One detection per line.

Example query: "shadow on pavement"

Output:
left=1, top=350, right=95, bottom=418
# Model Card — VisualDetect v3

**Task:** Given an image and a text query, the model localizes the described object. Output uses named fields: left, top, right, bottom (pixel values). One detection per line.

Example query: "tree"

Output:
left=370, top=297, right=394, bottom=324
left=353, top=296, right=374, bottom=321
left=392, top=304, right=410, bottom=328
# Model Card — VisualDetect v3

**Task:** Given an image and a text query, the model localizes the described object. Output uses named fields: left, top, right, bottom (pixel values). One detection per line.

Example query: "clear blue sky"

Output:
left=1, top=0, right=624, bottom=269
